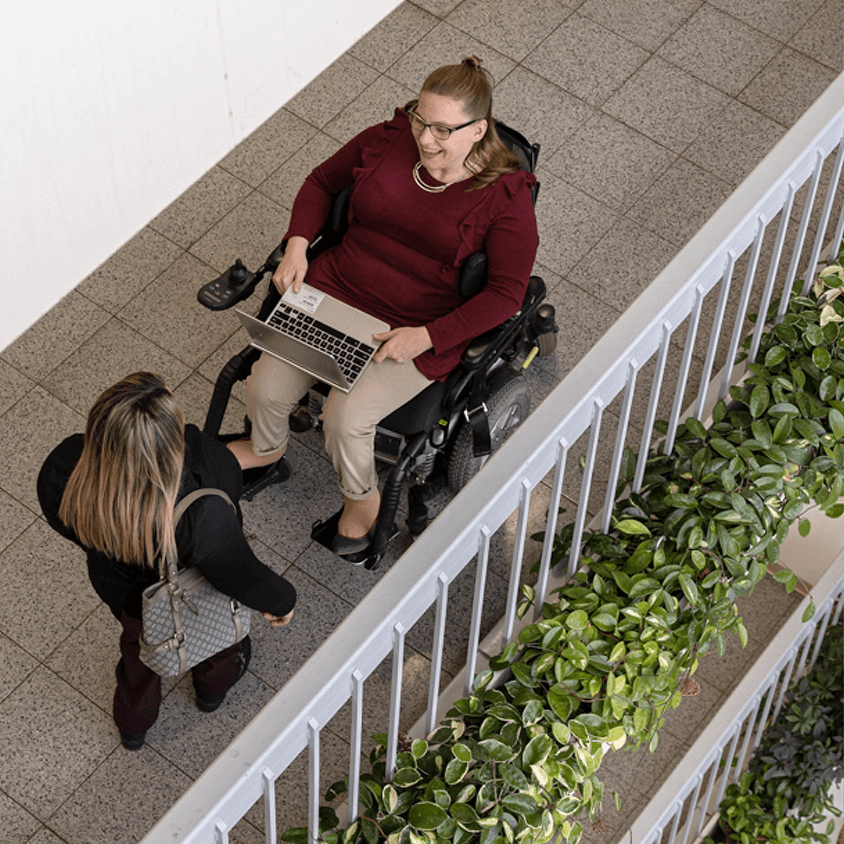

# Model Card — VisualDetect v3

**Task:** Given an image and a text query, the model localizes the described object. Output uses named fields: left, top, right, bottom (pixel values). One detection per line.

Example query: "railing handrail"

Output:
left=144, top=73, right=844, bottom=843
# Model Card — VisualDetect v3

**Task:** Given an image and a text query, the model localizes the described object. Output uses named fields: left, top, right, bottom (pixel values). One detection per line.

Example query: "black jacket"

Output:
left=37, top=424, right=296, bottom=620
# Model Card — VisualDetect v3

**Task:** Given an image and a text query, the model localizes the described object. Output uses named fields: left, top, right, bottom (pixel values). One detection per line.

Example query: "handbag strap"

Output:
left=160, top=488, right=237, bottom=583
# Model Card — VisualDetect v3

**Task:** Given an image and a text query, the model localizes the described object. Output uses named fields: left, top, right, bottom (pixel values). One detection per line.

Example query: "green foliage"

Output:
left=746, top=622, right=843, bottom=819
left=709, top=772, right=834, bottom=844
left=286, top=255, right=844, bottom=844
left=707, top=623, right=842, bottom=844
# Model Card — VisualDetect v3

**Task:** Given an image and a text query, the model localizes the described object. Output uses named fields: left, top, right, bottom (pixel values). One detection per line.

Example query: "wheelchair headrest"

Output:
left=495, top=121, right=540, bottom=175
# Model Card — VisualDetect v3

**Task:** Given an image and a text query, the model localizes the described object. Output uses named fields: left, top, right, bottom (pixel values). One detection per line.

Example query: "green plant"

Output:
left=282, top=251, right=844, bottom=844
left=710, top=771, right=834, bottom=844
left=748, top=622, right=843, bottom=818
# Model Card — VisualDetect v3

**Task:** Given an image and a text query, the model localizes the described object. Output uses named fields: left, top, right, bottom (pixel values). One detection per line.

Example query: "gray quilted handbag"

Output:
left=139, top=488, right=251, bottom=677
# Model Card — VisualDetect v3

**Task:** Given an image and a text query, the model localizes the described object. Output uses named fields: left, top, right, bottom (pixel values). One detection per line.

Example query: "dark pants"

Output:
left=114, top=611, right=244, bottom=734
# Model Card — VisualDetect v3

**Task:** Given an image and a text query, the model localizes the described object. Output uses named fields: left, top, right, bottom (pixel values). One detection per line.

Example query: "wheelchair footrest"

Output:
left=241, top=455, right=295, bottom=502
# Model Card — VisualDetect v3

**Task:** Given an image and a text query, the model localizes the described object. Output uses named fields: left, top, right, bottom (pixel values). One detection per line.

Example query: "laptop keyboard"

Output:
left=267, top=304, right=376, bottom=385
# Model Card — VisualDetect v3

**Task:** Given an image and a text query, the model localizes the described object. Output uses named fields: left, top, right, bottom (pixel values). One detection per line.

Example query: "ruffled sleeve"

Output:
left=452, top=169, right=537, bottom=269
left=284, top=110, right=410, bottom=245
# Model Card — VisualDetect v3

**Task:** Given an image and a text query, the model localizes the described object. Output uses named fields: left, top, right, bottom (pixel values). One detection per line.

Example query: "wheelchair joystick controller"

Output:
left=197, top=258, right=258, bottom=310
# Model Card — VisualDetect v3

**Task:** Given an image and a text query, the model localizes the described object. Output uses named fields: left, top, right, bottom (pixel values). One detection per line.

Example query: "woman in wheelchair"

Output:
left=227, top=56, right=539, bottom=556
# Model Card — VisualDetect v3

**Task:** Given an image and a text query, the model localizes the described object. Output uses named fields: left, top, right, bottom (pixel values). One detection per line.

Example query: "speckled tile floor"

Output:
left=0, top=1, right=840, bottom=841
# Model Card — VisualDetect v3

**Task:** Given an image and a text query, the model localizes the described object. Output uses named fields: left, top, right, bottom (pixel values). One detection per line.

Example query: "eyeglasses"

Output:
left=407, top=106, right=480, bottom=140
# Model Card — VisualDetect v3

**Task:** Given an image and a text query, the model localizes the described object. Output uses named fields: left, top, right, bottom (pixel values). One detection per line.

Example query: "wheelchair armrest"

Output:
left=459, top=275, right=546, bottom=370
left=461, top=328, right=501, bottom=368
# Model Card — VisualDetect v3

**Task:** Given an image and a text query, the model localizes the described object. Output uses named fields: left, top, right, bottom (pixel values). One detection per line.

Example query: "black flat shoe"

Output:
left=120, top=730, right=146, bottom=751
left=331, top=526, right=375, bottom=559
left=241, top=456, right=294, bottom=501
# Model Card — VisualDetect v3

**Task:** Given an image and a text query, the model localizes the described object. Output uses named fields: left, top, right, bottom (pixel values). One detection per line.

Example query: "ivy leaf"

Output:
left=607, top=726, right=627, bottom=750
left=663, top=493, right=698, bottom=509
left=522, top=699, right=544, bottom=725
left=772, top=568, right=798, bottom=593
left=475, top=739, right=515, bottom=763
left=452, top=743, right=472, bottom=763
left=820, top=304, right=844, bottom=326
left=798, top=518, right=811, bottom=537
left=548, top=685, right=574, bottom=722
left=710, top=438, right=737, bottom=458
left=393, top=768, right=422, bottom=787
left=499, top=762, right=531, bottom=792
left=444, top=758, right=469, bottom=785
left=551, top=721, right=571, bottom=746
left=802, top=602, right=817, bottom=623
left=501, top=793, right=540, bottom=816
left=566, top=610, right=589, bottom=632
left=523, top=734, right=553, bottom=767
left=749, top=384, right=770, bottom=418
left=685, top=417, right=708, bottom=439
left=383, top=784, right=399, bottom=814
left=765, top=345, right=788, bottom=367
left=511, top=662, right=536, bottom=688
left=751, top=419, right=773, bottom=449
left=678, top=573, right=700, bottom=606
left=615, top=519, right=652, bottom=536
left=830, top=408, right=844, bottom=440
left=408, top=802, right=447, bottom=831
left=812, top=347, right=831, bottom=370
left=592, top=612, right=618, bottom=632
left=687, top=525, right=704, bottom=549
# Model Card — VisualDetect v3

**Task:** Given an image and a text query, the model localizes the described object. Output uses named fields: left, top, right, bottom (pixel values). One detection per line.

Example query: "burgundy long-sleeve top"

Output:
left=283, top=109, right=539, bottom=381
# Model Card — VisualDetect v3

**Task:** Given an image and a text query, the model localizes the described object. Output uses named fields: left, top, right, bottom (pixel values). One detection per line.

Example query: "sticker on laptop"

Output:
left=282, top=283, right=324, bottom=315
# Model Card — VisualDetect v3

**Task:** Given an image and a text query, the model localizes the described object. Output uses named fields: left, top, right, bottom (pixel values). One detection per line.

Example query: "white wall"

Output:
left=0, top=0, right=401, bottom=353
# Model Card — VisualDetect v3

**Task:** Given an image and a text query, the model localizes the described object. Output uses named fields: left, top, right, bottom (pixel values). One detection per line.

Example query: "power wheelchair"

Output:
left=197, top=121, right=557, bottom=570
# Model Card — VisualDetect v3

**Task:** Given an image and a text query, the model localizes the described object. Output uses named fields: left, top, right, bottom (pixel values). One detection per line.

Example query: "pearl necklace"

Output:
left=412, top=161, right=474, bottom=193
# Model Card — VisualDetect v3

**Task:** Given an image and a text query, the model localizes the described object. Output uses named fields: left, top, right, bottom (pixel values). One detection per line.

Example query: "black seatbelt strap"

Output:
left=466, top=372, right=492, bottom=457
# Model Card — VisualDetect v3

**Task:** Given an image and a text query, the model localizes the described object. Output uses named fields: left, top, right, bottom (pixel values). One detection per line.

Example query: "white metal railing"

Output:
left=143, top=74, right=844, bottom=844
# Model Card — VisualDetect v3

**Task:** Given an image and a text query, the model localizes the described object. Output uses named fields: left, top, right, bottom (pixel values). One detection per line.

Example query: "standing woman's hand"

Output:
left=272, top=236, right=310, bottom=294
left=262, top=609, right=295, bottom=627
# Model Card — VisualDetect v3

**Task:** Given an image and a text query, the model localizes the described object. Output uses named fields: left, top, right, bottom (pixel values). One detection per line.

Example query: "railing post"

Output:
left=465, top=526, right=492, bottom=698
left=503, top=479, right=532, bottom=644
left=308, top=719, right=321, bottom=844
left=534, top=437, right=568, bottom=618
left=568, top=398, right=604, bottom=574
left=348, top=670, right=364, bottom=824
left=385, top=624, right=406, bottom=784
left=426, top=574, right=449, bottom=737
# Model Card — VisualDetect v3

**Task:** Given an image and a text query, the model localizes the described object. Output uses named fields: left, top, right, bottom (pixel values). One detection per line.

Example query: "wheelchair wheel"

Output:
left=447, top=377, right=531, bottom=492
left=536, top=330, right=557, bottom=358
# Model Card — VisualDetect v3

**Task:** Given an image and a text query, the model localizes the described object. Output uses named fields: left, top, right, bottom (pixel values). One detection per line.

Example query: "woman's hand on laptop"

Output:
left=373, top=326, right=432, bottom=363
left=273, top=236, right=309, bottom=294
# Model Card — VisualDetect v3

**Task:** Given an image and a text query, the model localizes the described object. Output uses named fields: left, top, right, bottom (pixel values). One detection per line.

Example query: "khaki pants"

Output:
left=245, top=352, right=432, bottom=499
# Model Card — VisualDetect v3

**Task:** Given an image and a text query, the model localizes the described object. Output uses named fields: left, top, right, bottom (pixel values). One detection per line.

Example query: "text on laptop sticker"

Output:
left=282, top=283, right=324, bottom=315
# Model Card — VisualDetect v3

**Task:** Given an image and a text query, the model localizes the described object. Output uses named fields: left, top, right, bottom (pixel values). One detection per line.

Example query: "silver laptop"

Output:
left=236, top=284, right=390, bottom=392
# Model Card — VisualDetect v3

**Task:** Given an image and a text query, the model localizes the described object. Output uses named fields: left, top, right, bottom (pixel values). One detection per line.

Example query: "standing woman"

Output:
left=37, top=372, right=297, bottom=750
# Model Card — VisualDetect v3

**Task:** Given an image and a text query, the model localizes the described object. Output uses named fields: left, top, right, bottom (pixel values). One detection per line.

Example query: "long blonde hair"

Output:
left=406, top=55, right=520, bottom=190
left=58, top=372, right=185, bottom=570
